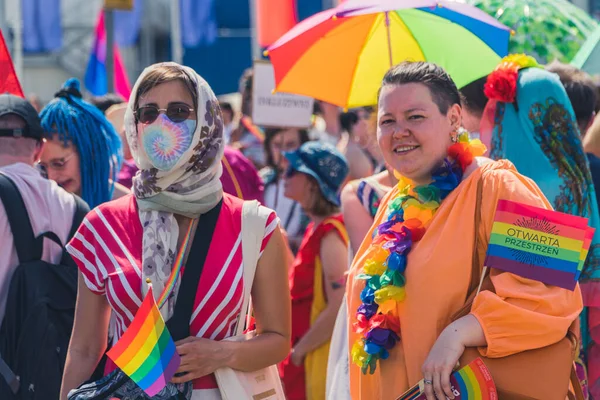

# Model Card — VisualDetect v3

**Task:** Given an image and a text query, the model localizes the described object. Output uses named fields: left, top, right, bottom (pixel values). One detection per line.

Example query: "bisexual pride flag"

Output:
left=85, top=11, right=131, bottom=100
left=106, top=285, right=180, bottom=396
left=485, top=200, right=594, bottom=291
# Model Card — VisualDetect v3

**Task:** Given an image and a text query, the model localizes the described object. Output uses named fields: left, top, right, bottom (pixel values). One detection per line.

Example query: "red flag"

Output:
left=0, top=30, right=24, bottom=97
left=257, top=0, right=297, bottom=48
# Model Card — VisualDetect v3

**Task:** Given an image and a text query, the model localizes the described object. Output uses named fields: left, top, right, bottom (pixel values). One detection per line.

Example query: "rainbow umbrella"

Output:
left=266, top=0, right=511, bottom=108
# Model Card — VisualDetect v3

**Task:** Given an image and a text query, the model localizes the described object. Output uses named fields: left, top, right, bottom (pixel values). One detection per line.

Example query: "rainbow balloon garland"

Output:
left=351, top=131, right=486, bottom=374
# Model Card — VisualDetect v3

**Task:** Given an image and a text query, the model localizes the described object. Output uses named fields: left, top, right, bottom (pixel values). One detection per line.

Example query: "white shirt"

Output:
left=263, top=179, right=303, bottom=239
left=0, top=163, right=76, bottom=324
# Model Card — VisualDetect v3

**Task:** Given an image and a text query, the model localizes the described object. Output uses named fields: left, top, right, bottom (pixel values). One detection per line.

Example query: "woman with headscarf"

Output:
left=346, top=61, right=582, bottom=400
left=38, top=78, right=128, bottom=208
left=480, top=54, right=600, bottom=399
left=59, top=63, right=291, bottom=400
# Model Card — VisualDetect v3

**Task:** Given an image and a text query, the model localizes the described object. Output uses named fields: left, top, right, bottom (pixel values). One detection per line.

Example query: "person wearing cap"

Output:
left=279, top=141, right=350, bottom=400
left=0, top=93, right=81, bottom=325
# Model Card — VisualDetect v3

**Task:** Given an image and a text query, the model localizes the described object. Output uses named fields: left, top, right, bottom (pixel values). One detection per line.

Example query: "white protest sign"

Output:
left=252, top=61, right=314, bottom=128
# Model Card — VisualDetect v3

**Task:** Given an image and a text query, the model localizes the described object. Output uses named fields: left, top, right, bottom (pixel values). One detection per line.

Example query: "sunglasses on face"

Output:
left=135, top=103, right=194, bottom=124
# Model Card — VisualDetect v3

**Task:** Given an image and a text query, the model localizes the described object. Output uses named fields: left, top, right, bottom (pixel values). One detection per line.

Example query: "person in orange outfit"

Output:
left=346, top=61, right=583, bottom=400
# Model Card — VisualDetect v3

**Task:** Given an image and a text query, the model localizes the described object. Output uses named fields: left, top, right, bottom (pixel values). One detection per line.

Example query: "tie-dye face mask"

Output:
left=141, top=113, right=195, bottom=171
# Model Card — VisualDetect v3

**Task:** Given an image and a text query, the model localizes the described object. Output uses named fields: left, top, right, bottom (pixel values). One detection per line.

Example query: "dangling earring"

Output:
left=450, top=128, right=459, bottom=143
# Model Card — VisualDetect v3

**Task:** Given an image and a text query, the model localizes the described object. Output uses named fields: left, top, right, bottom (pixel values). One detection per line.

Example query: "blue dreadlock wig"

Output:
left=40, top=78, right=123, bottom=208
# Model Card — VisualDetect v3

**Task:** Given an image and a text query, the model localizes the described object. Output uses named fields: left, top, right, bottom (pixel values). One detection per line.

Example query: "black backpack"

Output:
left=0, top=173, right=89, bottom=400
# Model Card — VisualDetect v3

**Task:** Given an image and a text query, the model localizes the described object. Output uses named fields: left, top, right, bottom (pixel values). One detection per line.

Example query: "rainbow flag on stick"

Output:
left=397, top=358, right=497, bottom=400
left=106, top=285, right=180, bottom=396
left=485, top=200, right=594, bottom=291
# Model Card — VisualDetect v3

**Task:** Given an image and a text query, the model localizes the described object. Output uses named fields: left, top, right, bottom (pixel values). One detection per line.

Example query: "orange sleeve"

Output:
left=470, top=168, right=583, bottom=358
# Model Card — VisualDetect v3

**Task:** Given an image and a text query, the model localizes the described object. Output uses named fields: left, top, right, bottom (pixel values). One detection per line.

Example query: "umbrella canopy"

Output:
left=572, top=25, right=600, bottom=75
left=463, top=0, right=598, bottom=64
left=267, top=0, right=511, bottom=108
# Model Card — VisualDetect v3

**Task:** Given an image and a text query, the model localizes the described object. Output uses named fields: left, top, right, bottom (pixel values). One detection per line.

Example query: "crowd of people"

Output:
left=2, top=52, right=600, bottom=400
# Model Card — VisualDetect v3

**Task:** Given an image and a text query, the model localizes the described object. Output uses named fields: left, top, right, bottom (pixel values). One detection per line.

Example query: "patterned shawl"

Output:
left=124, top=62, right=224, bottom=319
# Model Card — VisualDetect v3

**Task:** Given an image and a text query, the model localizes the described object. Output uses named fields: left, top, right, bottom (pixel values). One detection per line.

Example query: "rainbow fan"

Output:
left=398, top=358, right=497, bottom=400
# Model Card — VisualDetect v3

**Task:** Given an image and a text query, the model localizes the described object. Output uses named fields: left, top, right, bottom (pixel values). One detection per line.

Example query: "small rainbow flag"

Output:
left=106, top=285, right=180, bottom=396
left=397, top=358, right=497, bottom=400
left=485, top=200, right=594, bottom=291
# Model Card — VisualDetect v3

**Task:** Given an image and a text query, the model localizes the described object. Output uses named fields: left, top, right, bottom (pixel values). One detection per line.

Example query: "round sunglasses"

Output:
left=135, top=103, right=195, bottom=124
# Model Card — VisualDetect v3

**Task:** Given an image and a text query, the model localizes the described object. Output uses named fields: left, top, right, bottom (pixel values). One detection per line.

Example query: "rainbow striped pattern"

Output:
left=105, top=222, right=194, bottom=395
left=450, top=359, right=497, bottom=400
left=485, top=200, right=594, bottom=291
left=157, top=220, right=195, bottom=308
left=398, top=358, right=497, bottom=400
left=106, top=285, right=180, bottom=396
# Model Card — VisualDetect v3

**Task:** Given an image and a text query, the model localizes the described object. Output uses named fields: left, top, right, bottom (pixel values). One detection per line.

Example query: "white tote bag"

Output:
left=214, top=200, right=286, bottom=400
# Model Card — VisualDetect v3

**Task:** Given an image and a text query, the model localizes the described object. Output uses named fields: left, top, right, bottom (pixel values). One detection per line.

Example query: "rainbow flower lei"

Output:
left=351, top=131, right=486, bottom=374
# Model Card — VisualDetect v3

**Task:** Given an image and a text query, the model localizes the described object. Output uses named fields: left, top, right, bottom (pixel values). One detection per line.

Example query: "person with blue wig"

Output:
left=38, top=78, right=128, bottom=209
left=480, top=54, right=600, bottom=399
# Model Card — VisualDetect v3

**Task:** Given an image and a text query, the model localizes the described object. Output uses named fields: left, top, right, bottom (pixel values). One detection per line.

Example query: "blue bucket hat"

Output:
left=284, top=141, right=349, bottom=206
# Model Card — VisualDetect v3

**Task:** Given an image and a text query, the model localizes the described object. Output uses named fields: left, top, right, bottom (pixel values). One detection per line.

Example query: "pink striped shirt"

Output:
left=67, top=193, right=278, bottom=390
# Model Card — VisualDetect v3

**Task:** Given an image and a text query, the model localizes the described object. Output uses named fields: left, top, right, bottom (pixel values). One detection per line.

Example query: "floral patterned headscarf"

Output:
left=124, top=62, right=224, bottom=318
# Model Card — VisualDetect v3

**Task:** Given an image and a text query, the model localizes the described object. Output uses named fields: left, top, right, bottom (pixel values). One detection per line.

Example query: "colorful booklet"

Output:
left=397, top=358, right=497, bottom=400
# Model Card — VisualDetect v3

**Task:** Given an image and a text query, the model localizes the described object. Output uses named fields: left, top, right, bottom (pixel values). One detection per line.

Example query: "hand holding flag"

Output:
left=106, top=284, right=180, bottom=396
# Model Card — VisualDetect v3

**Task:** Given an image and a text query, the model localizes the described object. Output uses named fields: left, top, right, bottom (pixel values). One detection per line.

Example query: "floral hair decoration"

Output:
left=351, top=131, right=486, bottom=374
left=484, top=54, right=540, bottom=105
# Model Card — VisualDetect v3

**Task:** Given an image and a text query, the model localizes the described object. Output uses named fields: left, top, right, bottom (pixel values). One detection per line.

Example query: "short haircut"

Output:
left=459, top=76, right=488, bottom=117
left=0, top=137, right=38, bottom=157
left=89, top=93, right=126, bottom=114
left=219, top=101, right=234, bottom=116
left=239, top=68, right=253, bottom=116
left=380, top=61, right=461, bottom=114
left=546, top=61, right=597, bottom=131
left=340, top=111, right=358, bottom=133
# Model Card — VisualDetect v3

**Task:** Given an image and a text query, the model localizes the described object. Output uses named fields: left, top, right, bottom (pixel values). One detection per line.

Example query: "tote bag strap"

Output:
left=451, top=177, right=486, bottom=322
left=236, top=200, right=270, bottom=336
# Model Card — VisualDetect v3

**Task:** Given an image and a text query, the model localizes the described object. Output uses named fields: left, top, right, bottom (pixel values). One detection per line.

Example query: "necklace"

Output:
left=351, top=131, right=486, bottom=374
